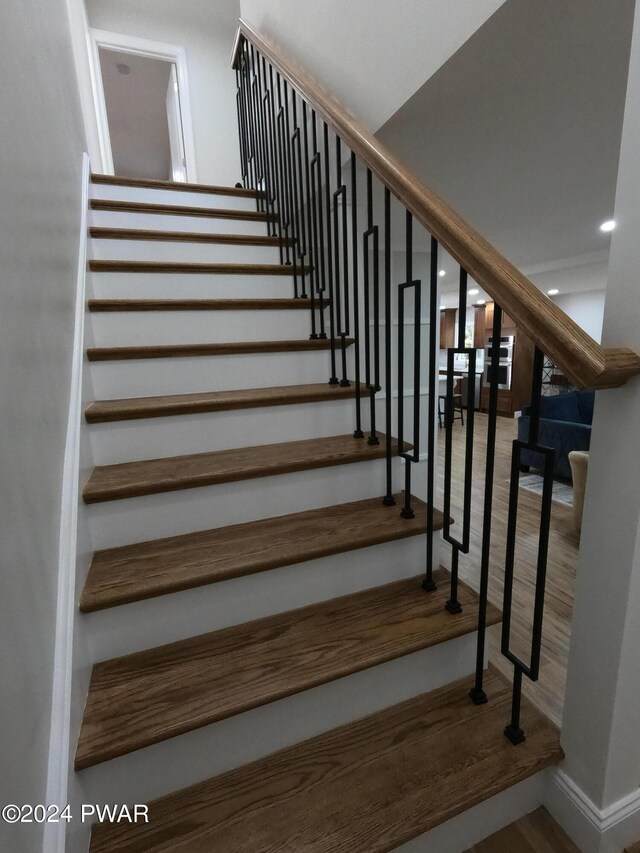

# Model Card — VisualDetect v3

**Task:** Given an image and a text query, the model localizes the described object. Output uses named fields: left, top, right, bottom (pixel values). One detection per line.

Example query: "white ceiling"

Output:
left=99, top=48, right=172, bottom=180
left=376, top=0, right=635, bottom=294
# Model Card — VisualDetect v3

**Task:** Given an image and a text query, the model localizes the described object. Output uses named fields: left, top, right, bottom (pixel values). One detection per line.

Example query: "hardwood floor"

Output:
left=439, top=412, right=579, bottom=724
left=466, top=806, right=579, bottom=852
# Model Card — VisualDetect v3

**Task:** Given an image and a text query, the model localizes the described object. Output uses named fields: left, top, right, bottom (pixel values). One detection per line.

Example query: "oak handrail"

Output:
left=232, top=19, right=640, bottom=389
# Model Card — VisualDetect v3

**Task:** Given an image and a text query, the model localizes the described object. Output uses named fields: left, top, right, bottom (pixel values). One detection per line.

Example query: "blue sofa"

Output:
left=517, top=390, right=594, bottom=480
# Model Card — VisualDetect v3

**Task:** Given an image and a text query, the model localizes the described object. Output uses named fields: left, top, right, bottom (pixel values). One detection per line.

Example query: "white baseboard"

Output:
left=42, top=152, right=90, bottom=853
left=546, top=768, right=640, bottom=853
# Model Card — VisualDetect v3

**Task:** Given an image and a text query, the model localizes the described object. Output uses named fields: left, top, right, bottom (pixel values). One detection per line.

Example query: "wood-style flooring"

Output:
left=466, top=806, right=579, bottom=852
left=440, top=412, right=579, bottom=724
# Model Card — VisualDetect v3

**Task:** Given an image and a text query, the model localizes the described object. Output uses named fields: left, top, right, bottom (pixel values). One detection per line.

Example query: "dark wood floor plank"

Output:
left=90, top=198, right=273, bottom=220
left=89, top=260, right=310, bottom=275
left=80, top=494, right=443, bottom=611
left=89, top=227, right=284, bottom=245
left=76, top=569, right=501, bottom=769
left=88, top=667, right=561, bottom=852
left=91, top=174, right=261, bottom=197
left=88, top=297, right=327, bottom=312
left=85, top=382, right=358, bottom=422
left=87, top=338, right=351, bottom=361
left=82, top=433, right=401, bottom=503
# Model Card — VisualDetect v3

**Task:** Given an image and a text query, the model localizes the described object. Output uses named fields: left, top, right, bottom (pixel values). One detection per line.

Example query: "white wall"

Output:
left=0, top=2, right=86, bottom=852
left=553, top=2, right=640, bottom=849
left=86, top=0, right=242, bottom=186
left=238, top=0, right=508, bottom=132
left=551, top=290, right=605, bottom=343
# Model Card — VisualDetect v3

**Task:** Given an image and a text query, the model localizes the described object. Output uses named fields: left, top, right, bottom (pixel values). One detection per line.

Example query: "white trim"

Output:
left=88, top=29, right=198, bottom=182
left=42, top=154, right=90, bottom=853
left=546, top=769, right=640, bottom=853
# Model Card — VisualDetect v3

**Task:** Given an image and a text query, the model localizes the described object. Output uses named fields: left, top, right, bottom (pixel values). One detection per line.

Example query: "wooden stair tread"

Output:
left=89, top=226, right=286, bottom=245
left=90, top=198, right=274, bottom=220
left=89, top=260, right=310, bottom=274
left=87, top=338, right=353, bottom=361
left=88, top=666, right=560, bottom=852
left=88, top=297, right=328, bottom=312
left=75, top=569, right=501, bottom=769
left=82, top=433, right=401, bottom=503
left=80, top=494, right=444, bottom=611
left=85, top=382, right=359, bottom=422
left=626, top=845, right=640, bottom=853
left=91, top=174, right=261, bottom=197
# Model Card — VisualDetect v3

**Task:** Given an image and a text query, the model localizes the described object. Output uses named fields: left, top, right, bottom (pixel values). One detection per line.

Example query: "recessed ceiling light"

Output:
left=116, top=62, right=131, bottom=75
left=600, top=219, right=616, bottom=232
left=477, top=299, right=486, bottom=305
left=547, top=289, right=559, bottom=296
left=439, top=270, right=446, bottom=277
left=468, top=288, right=479, bottom=296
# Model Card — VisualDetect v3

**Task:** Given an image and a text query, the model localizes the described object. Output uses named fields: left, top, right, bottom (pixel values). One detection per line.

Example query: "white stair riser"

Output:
left=90, top=183, right=260, bottom=211
left=85, top=535, right=434, bottom=659
left=86, top=457, right=399, bottom=549
left=77, top=631, right=474, bottom=807
left=89, top=270, right=297, bottom=299
left=90, top=208, right=271, bottom=236
left=89, top=350, right=347, bottom=397
left=88, top=400, right=361, bottom=464
left=89, top=310, right=314, bottom=347
left=91, top=238, right=282, bottom=264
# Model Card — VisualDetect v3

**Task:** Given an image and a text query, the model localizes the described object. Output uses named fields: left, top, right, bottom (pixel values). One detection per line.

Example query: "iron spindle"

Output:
left=501, top=345, right=553, bottom=744
left=289, top=95, right=306, bottom=299
left=470, top=304, right=502, bottom=704
left=301, top=103, right=317, bottom=321
left=423, top=236, right=439, bottom=590
left=267, top=65, right=284, bottom=262
left=383, top=188, right=395, bottom=505
left=275, top=75, right=292, bottom=266
left=311, top=114, right=327, bottom=338
left=350, top=152, right=363, bottom=437
left=283, top=81, right=301, bottom=295
left=323, top=122, right=338, bottom=384
left=363, top=169, right=380, bottom=444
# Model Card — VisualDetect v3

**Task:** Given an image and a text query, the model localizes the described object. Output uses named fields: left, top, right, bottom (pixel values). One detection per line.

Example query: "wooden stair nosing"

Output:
left=89, top=259, right=311, bottom=275
left=80, top=494, right=444, bottom=611
left=75, top=569, right=502, bottom=769
left=88, top=669, right=561, bottom=853
left=86, top=338, right=353, bottom=361
left=81, top=433, right=405, bottom=504
left=88, top=297, right=329, bottom=312
left=90, top=198, right=275, bottom=221
left=88, top=667, right=561, bottom=853
left=89, top=226, right=288, bottom=246
left=91, top=173, right=262, bottom=197
left=85, top=381, right=360, bottom=423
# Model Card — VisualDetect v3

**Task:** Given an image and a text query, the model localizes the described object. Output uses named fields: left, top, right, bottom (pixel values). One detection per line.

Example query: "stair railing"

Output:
left=231, top=20, right=640, bottom=744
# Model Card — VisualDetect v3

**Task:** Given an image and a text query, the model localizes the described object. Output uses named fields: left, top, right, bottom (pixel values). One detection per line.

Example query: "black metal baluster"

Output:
left=275, top=75, right=292, bottom=268
left=235, top=66, right=248, bottom=188
left=324, top=122, right=338, bottom=384
left=244, top=46, right=256, bottom=193
left=470, top=304, right=502, bottom=704
left=350, top=152, right=363, bottom=438
left=363, top=169, right=379, bottom=444
left=267, top=64, right=283, bottom=260
left=397, top=211, right=421, bottom=520
left=332, top=137, right=350, bottom=387
left=423, top=237, right=439, bottom=590
left=442, top=266, right=476, bottom=613
left=502, top=346, right=553, bottom=744
left=290, top=95, right=308, bottom=299
left=301, top=102, right=317, bottom=325
left=254, top=52, right=271, bottom=222
left=383, top=189, right=396, bottom=505
left=248, top=47, right=263, bottom=207
left=282, top=81, right=300, bottom=295
left=311, top=112, right=327, bottom=339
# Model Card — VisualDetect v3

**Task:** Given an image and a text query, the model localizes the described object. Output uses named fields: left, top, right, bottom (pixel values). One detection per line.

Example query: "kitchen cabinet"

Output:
left=439, top=308, right=457, bottom=349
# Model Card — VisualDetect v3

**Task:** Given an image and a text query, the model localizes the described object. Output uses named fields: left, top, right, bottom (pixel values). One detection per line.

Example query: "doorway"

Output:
left=89, top=30, right=197, bottom=182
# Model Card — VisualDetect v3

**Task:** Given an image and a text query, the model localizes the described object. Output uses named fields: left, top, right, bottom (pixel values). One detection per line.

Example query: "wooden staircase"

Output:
left=76, top=174, right=563, bottom=852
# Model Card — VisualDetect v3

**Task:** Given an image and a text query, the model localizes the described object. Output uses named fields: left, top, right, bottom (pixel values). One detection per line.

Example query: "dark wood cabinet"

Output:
left=439, top=308, right=457, bottom=349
